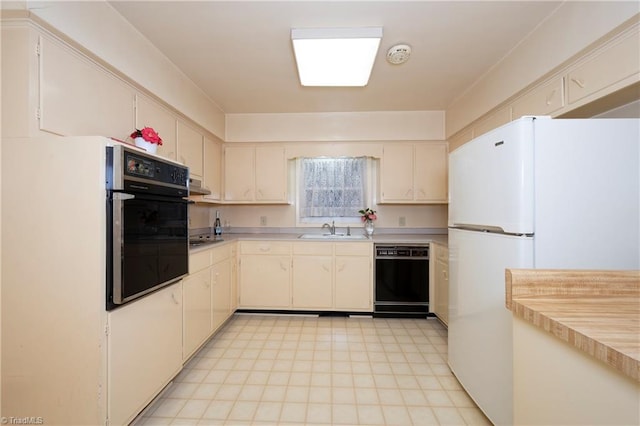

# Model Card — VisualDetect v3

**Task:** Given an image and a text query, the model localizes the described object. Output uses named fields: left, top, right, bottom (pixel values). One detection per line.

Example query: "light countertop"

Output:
left=506, top=269, right=640, bottom=382
left=189, top=232, right=447, bottom=252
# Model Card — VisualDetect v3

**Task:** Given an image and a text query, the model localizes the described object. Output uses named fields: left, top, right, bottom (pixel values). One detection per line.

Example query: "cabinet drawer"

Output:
left=335, top=242, right=372, bottom=256
left=240, top=241, right=291, bottom=255
left=189, top=250, right=211, bottom=272
left=511, top=76, right=564, bottom=119
left=293, top=241, right=333, bottom=255
left=567, top=31, right=640, bottom=105
left=212, top=244, right=231, bottom=263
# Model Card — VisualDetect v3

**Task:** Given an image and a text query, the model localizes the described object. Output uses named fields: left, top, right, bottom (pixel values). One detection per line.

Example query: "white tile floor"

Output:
left=135, top=314, right=491, bottom=425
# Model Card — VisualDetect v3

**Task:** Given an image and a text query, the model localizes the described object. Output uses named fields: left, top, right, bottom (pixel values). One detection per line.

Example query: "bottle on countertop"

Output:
left=214, top=210, right=222, bottom=236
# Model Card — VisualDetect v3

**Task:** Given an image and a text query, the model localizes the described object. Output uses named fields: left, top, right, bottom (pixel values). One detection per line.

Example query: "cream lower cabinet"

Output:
left=183, top=249, right=213, bottom=359
left=183, top=244, right=235, bottom=360
left=430, top=243, right=449, bottom=325
left=211, top=245, right=232, bottom=332
left=238, top=241, right=292, bottom=308
left=108, top=283, right=183, bottom=426
left=292, top=242, right=333, bottom=309
left=334, top=243, right=373, bottom=311
left=239, top=240, right=373, bottom=311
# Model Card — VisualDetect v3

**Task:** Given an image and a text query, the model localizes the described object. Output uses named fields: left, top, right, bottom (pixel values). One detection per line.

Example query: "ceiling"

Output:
left=110, top=1, right=562, bottom=114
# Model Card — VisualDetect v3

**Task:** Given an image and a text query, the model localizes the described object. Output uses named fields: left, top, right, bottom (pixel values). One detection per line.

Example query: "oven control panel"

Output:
left=124, top=151, right=188, bottom=187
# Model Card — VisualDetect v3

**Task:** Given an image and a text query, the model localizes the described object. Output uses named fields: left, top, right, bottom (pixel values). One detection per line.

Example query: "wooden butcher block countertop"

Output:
left=506, top=269, right=640, bottom=382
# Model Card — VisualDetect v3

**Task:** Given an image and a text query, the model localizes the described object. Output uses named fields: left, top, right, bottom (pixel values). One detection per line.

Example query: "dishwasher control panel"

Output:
left=375, top=245, right=429, bottom=259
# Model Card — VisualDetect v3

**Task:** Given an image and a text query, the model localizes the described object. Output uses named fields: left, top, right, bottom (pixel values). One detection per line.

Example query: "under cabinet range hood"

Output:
left=188, top=178, right=211, bottom=195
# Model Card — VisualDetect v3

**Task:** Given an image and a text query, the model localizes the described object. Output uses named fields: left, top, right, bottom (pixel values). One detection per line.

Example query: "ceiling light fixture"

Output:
left=291, top=27, right=383, bottom=87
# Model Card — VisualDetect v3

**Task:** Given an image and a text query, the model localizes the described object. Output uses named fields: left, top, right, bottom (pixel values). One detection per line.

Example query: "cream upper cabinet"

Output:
left=202, top=137, right=223, bottom=201
left=238, top=241, right=292, bottom=308
left=177, top=121, right=204, bottom=179
left=414, top=143, right=448, bottom=202
left=334, top=243, right=373, bottom=311
left=292, top=242, right=333, bottom=309
left=511, top=76, right=565, bottom=120
left=380, top=144, right=414, bottom=202
left=256, top=146, right=287, bottom=201
left=224, top=145, right=255, bottom=201
left=431, top=243, right=449, bottom=326
left=40, top=36, right=134, bottom=139
left=566, top=29, right=640, bottom=107
left=224, top=145, right=288, bottom=203
left=136, top=94, right=177, bottom=161
left=380, top=142, right=448, bottom=204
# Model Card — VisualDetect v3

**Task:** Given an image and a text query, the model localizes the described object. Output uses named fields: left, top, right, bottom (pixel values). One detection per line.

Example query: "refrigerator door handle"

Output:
left=451, top=223, right=504, bottom=233
left=451, top=223, right=533, bottom=237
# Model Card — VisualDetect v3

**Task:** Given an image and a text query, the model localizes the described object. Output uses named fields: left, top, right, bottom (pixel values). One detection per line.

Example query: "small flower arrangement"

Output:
left=359, top=207, right=377, bottom=222
left=130, top=127, right=163, bottom=146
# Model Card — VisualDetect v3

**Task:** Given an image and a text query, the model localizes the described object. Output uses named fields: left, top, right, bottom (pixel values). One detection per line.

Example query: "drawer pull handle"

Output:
left=571, top=77, right=585, bottom=89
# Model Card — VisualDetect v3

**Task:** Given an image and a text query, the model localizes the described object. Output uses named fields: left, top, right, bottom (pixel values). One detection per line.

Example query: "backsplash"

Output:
left=188, top=203, right=447, bottom=232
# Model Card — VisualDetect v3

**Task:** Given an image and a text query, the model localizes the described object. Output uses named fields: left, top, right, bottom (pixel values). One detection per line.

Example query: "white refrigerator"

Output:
left=447, top=116, right=640, bottom=425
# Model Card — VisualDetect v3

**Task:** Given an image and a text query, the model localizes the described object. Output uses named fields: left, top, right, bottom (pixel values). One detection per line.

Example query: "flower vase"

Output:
left=134, top=137, right=158, bottom=154
left=364, top=219, right=375, bottom=237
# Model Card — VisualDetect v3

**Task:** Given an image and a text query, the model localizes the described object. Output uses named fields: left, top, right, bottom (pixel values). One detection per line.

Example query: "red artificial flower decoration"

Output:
left=359, top=208, right=377, bottom=222
left=130, top=127, right=163, bottom=145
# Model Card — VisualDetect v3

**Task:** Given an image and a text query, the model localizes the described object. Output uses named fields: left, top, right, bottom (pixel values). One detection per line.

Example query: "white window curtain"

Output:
left=299, top=157, right=366, bottom=218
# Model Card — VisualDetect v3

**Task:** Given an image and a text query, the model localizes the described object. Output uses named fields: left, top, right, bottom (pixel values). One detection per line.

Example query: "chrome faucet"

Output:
left=322, top=220, right=336, bottom=235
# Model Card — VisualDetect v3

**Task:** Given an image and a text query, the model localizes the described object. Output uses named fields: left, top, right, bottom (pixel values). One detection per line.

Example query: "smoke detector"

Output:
left=386, top=44, right=411, bottom=65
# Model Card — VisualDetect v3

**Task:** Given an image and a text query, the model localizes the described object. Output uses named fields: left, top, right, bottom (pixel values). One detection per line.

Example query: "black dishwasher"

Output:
left=374, top=244, right=429, bottom=316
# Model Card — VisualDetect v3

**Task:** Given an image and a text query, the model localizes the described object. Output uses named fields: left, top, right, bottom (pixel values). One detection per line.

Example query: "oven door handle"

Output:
left=111, top=192, right=136, bottom=305
left=113, top=192, right=136, bottom=201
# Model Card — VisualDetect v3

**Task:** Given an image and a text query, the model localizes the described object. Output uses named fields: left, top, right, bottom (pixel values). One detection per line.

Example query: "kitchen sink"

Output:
left=298, top=233, right=369, bottom=240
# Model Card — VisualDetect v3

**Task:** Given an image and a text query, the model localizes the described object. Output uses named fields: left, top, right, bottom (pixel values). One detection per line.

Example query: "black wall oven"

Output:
left=106, top=145, right=189, bottom=310
left=374, top=244, right=429, bottom=315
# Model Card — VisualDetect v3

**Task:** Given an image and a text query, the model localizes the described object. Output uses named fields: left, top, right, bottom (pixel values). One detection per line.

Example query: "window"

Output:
left=298, top=157, right=368, bottom=224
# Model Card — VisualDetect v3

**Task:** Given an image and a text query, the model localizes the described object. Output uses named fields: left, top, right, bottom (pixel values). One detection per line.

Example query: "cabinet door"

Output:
left=414, top=143, right=448, bottom=203
left=136, top=94, right=177, bottom=160
left=177, top=121, right=203, bottom=178
left=230, top=244, right=238, bottom=311
left=203, top=137, right=222, bottom=200
left=434, top=258, right=449, bottom=325
left=511, top=77, right=565, bottom=119
left=380, top=144, right=414, bottom=202
left=334, top=256, right=372, bottom=311
left=40, top=36, right=134, bottom=139
left=292, top=256, right=333, bottom=309
left=239, top=255, right=290, bottom=307
left=108, top=283, right=182, bottom=426
left=567, top=32, right=640, bottom=105
left=182, top=269, right=212, bottom=359
left=255, top=146, right=287, bottom=202
left=212, top=258, right=231, bottom=332
left=224, top=146, right=255, bottom=201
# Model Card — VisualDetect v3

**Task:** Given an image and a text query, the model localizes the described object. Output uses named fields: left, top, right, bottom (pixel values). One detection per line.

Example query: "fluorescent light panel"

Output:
left=291, top=27, right=383, bottom=87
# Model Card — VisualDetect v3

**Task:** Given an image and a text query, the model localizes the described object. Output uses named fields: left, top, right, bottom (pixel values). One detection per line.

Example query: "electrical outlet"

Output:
left=260, top=216, right=267, bottom=226
left=399, top=216, right=406, bottom=227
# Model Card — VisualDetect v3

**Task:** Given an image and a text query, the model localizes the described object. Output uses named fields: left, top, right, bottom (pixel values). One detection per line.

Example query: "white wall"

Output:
left=595, top=99, right=640, bottom=118
left=20, top=0, right=225, bottom=139
left=446, top=3, right=640, bottom=137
